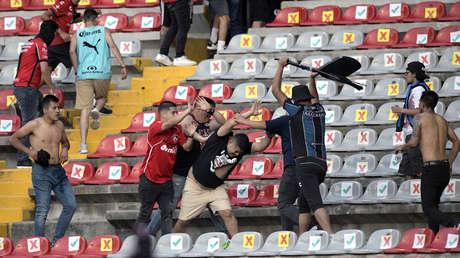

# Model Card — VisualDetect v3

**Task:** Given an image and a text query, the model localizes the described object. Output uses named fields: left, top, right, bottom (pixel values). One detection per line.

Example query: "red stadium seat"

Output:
left=0, top=89, right=16, bottom=110
left=262, top=158, right=283, bottom=179
left=121, top=111, right=159, bottom=133
left=215, top=108, right=235, bottom=120
left=123, top=135, right=148, bottom=157
left=393, top=26, right=436, bottom=48
left=227, top=164, right=240, bottom=180
left=249, top=184, right=279, bottom=206
left=229, top=157, right=273, bottom=179
left=84, top=162, right=130, bottom=184
left=334, top=4, right=376, bottom=24
left=97, top=13, right=128, bottom=32
left=404, top=1, right=446, bottom=22
left=227, top=184, right=258, bottom=206
left=0, top=114, right=21, bottom=136
left=121, top=12, right=161, bottom=32
left=42, top=236, right=88, bottom=257
left=40, top=88, right=64, bottom=108
left=426, top=25, right=460, bottom=46
left=19, top=16, right=42, bottom=36
left=7, top=237, right=50, bottom=257
left=23, top=0, right=52, bottom=10
left=93, top=0, right=125, bottom=8
left=439, top=2, right=460, bottom=21
left=153, top=85, right=197, bottom=106
left=234, top=107, right=272, bottom=129
left=79, top=235, right=121, bottom=257
left=63, top=162, right=95, bottom=185
left=0, top=0, right=24, bottom=11
left=77, top=0, right=94, bottom=8
left=0, top=237, right=13, bottom=256
left=126, top=0, right=159, bottom=7
left=0, top=16, right=25, bottom=36
left=198, top=83, right=232, bottom=103
left=357, top=28, right=399, bottom=49
left=247, top=131, right=268, bottom=144
left=384, top=228, right=434, bottom=254
left=263, top=136, right=281, bottom=154
left=87, top=136, right=132, bottom=158
left=266, top=7, right=308, bottom=27
left=369, top=3, right=410, bottom=23
left=300, top=5, right=342, bottom=26
left=120, top=161, right=143, bottom=183
left=417, top=228, right=460, bottom=253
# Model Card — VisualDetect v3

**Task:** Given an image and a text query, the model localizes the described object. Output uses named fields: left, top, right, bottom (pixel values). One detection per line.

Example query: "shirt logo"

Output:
left=83, top=39, right=100, bottom=55
left=210, top=150, right=237, bottom=173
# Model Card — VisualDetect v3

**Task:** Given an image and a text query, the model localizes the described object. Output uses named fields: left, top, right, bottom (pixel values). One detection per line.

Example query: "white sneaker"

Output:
left=173, top=56, right=197, bottom=66
left=90, top=108, right=100, bottom=130
left=79, top=144, right=88, bottom=154
left=155, top=54, right=173, bottom=66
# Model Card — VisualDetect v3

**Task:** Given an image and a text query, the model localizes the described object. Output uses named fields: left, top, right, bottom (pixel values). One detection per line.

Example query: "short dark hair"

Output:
left=37, top=20, right=58, bottom=46
left=231, top=134, right=251, bottom=154
left=420, top=91, right=438, bottom=109
left=158, top=101, right=177, bottom=113
left=83, top=9, right=99, bottom=22
left=41, top=95, right=60, bottom=110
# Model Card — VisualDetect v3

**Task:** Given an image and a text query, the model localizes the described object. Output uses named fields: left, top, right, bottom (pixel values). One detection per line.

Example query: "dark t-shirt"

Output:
left=265, top=116, right=295, bottom=168
left=193, top=132, right=251, bottom=188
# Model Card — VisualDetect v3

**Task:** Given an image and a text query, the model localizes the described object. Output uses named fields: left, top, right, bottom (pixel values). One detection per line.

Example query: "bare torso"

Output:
left=29, top=118, right=65, bottom=165
left=418, top=112, right=449, bottom=162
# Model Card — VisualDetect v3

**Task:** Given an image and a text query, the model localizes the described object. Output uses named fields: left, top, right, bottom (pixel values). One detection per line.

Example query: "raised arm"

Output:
left=447, top=126, right=460, bottom=170
left=241, top=101, right=262, bottom=119
left=233, top=115, right=267, bottom=130
left=272, top=57, right=289, bottom=106
left=105, top=28, right=127, bottom=80
left=309, top=72, right=320, bottom=104
left=161, top=100, right=193, bottom=131
left=181, top=123, right=197, bottom=152
left=9, top=120, right=39, bottom=161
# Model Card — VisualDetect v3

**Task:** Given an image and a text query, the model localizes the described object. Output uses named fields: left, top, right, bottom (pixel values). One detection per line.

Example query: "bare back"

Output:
left=417, top=112, right=448, bottom=162
left=29, top=118, right=65, bottom=164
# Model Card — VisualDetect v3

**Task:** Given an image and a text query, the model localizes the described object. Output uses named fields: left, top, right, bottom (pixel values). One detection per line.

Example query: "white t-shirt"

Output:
left=403, top=87, right=425, bottom=136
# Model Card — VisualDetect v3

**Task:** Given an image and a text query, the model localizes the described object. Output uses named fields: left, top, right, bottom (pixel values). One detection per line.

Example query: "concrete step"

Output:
left=71, top=115, right=133, bottom=130
left=66, top=128, right=121, bottom=142
left=108, top=90, right=150, bottom=105
left=69, top=140, right=100, bottom=155
left=0, top=195, right=33, bottom=208
left=0, top=208, right=33, bottom=223
left=0, top=182, right=32, bottom=195
left=0, top=160, right=6, bottom=170
left=112, top=104, right=146, bottom=116
left=0, top=168, right=31, bottom=181
left=142, top=66, right=196, bottom=79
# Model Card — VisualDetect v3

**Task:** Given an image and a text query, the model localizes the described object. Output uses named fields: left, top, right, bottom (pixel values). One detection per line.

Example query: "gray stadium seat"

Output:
left=108, top=235, right=156, bottom=258
left=382, top=179, right=421, bottom=203
left=214, top=232, right=263, bottom=257
left=315, top=80, right=338, bottom=100
left=0, top=41, right=26, bottom=61
left=325, top=154, right=343, bottom=177
left=256, top=58, right=297, bottom=79
left=350, top=55, right=370, bottom=74
left=424, top=76, right=441, bottom=92
left=315, top=230, right=365, bottom=254
left=186, top=59, right=229, bottom=80
left=288, top=31, right=329, bottom=52
left=272, top=107, right=288, bottom=120
left=395, top=51, right=438, bottom=73
left=0, top=64, right=17, bottom=85
left=114, top=38, right=141, bottom=57
left=366, top=128, right=405, bottom=151
left=330, top=103, right=376, bottom=126
left=349, top=179, right=398, bottom=204
left=434, top=101, right=445, bottom=116
left=262, top=81, right=300, bottom=103
left=329, top=79, right=373, bottom=100
left=438, top=76, right=460, bottom=97
left=447, top=127, right=460, bottom=149
left=323, top=105, right=343, bottom=125
left=62, top=67, right=76, bottom=84
left=440, top=179, right=460, bottom=203
left=248, top=231, right=297, bottom=256
left=51, top=63, right=68, bottom=83
left=253, top=33, right=295, bottom=53
left=280, top=230, right=330, bottom=256
left=154, top=233, right=192, bottom=257
left=366, top=153, right=402, bottom=177
left=219, top=34, right=262, bottom=54
left=220, top=57, right=263, bottom=79
left=360, top=53, right=404, bottom=74
left=223, top=82, right=267, bottom=103
left=179, top=232, right=228, bottom=257
left=445, top=100, right=460, bottom=122
left=323, top=30, right=364, bottom=50
left=290, top=56, right=332, bottom=78
left=324, top=130, right=343, bottom=151
left=329, top=153, right=377, bottom=178
left=429, top=48, right=460, bottom=72
left=350, top=229, right=401, bottom=254
left=452, top=156, right=460, bottom=175
left=320, top=183, right=328, bottom=202
left=334, top=128, right=377, bottom=152
left=365, top=102, right=404, bottom=125
left=324, top=181, right=363, bottom=204
left=363, top=78, right=407, bottom=100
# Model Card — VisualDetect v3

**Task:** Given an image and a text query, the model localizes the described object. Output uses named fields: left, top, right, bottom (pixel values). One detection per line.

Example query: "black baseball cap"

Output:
left=407, top=61, right=429, bottom=80
left=292, top=85, right=314, bottom=103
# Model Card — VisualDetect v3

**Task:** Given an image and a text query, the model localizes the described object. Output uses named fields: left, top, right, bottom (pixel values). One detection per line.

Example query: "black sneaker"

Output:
left=17, top=159, right=33, bottom=168
left=100, top=107, right=112, bottom=115
left=207, top=40, right=217, bottom=50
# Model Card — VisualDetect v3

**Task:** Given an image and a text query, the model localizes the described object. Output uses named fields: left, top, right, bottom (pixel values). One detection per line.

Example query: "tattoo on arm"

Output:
left=412, top=115, right=422, bottom=138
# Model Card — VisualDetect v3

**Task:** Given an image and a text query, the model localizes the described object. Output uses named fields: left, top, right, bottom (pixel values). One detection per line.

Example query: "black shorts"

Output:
left=249, top=0, right=281, bottom=23
left=295, top=157, right=327, bottom=214
left=398, top=134, right=424, bottom=177
left=47, top=42, right=72, bottom=71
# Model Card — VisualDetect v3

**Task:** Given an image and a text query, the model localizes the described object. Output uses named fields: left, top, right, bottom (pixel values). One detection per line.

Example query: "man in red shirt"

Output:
left=13, top=20, right=58, bottom=167
left=135, top=100, right=196, bottom=235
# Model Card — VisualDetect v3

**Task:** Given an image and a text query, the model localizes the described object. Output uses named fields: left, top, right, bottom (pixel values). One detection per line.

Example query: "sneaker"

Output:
left=308, top=226, right=319, bottom=232
left=207, top=40, right=217, bottom=50
left=154, top=54, right=173, bottom=66
left=17, top=159, right=32, bottom=168
left=222, top=239, right=231, bottom=249
left=90, top=108, right=100, bottom=130
left=99, top=106, right=112, bottom=115
left=173, top=56, right=197, bottom=66
left=79, top=144, right=88, bottom=154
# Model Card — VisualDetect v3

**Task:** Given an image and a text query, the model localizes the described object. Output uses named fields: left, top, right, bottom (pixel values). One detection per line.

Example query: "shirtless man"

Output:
left=396, top=91, right=459, bottom=234
left=9, top=95, right=76, bottom=244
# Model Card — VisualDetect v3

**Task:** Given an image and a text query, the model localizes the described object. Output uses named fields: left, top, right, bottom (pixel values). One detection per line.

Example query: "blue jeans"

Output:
left=14, top=86, right=42, bottom=162
left=32, top=164, right=76, bottom=243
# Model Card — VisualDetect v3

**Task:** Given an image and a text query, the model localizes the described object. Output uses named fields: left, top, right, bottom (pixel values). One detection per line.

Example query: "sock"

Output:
left=210, top=27, right=218, bottom=43
left=217, top=40, right=225, bottom=51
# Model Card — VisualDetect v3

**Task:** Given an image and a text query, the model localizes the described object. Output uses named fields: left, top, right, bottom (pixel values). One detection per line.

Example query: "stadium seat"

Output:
left=214, top=232, right=263, bottom=256
left=120, top=161, right=142, bottom=183
left=365, top=102, right=404, bottom=125
left=426, top=25, right=460, bottom=46
left=216, top=108, right=235, bottom=121
left=290, top=56, right=332, bottom=78
left=84, top=162, right=130, bottom=184
left=369, top=3, right=410, bottom=23
left=23, top=0, right=52, bottom=10
left=350, top=229, right=401, bottom=254
left=329, top=153, right=377, bottom=178
left=248, top=231, right=297, bottom=256
left=223, top=82, right=266, bottom=103
left=152, top=85, right=197, bottom=106
left=79, top=235, right=121, bottom=257
left=430, top=48, right=460, bottom=72
left=334, top=128, right=377, bottom=152
left=63, top=162, right=95, bottom=184
left=396, top=51, right=438, bottom=73
left=324, top=181, right=363, bottom=204
left=424, top=76, right=441, bottom=91
left=271, top=107, right=288, bottom=120
left=435, top=100, right=446, bottom=116
left=76, top=0, right=94, bottom=8
left=329, top=103, right=376, bottom=126
left=256, top=59, right=298, bottom=79
left=0, top=0, right=23, bottom=11
left=154, top=233, right=192, bottom=257
left=126, top=0, right=160, bottom=7
left=394, top=27, right=436, bottom=48
left=121, top=12, right=161, bottom=32
left=234, top=106, right=271, bottom=129
left=98, top=13, right=128, bottom=32
left=0, top=237, right=13, bottom=256
left=253, top=33, right=295, bottom=53
left=0, top=41, right=25, bottom=61
left=288, top=31, right=329, bottom=51
left=219, top=34, right=262, bottom=54
left=383, top=179, right=421, bottom=203
left=229, top=157, right=273, bottom=179
left=197, top=83, right=232, bottom=103
left=121, top=111, right=158, bottom=133
left=349, top=179, right=398, bottom=204
left=87, top=136, right=132, bottom=158
left=123, top=135, right=148, bottom=157
left=445, top=100, right=460, bottom=122
left=220, top=57, right=263, bottom=79
left=260, top=155, right=281, bottom=177
left=325, top=154, right=343, bottom=176
left=179, top=232, right=228, bottom=257
left=360, top=53, right=404, bottom=74
left=69, top=21, right=85, bottom=34
left=417, top=228, right=460, bottom=253
left=439, top=76, right=460, bottom=97
left=113, top=38, right=141, bottom=57
left=39, top=88, right=64, bottom=108
left=334, top=4, right=376, bottom=24
left=0, top=89, right=15, bottom=110
left=315, top=229, right=365, bottom=254
left=329, top=80, right=374, bottom=100
left=366, top=128, right=405, bottom=151
left=248, top=184, right=279, bottom=207
left=0, top=114, right=20, bottom=136
left=187, top=59, right=229, bottom=80
left=384, top=228, right=434, bottom=253
left=367, top=153, right=402, bottom=177
left=439, top=2, right=460, bottom=21
left=7, top=237, right=50, bottom=257
left=314, top=80, right=338, bottom=100
left=227, top=184, right=258, bottom=206
left=324, top=130, right=343, bottom=151
left=108, top=235, right=156, bottom=258
left=263, top=136, right=281, bottom=154
left=404, top=1, right=446, bottom=22
left=42, top=236, right=87, bottom=257
left=266, top=7, right=307, bottom=27
left=93, top=0, right=125, bottom=8
left=323, top=30, right=364, bottom=50
left=50, top=63, right=69, bottom=83
left=0, top=16, right=25, bottom=36
left=357, top=28, right=399, bottom=49
left=19, top=16, right=42, bottom=36
left=300, top=5, right=342, bottom=25
left=441, top=179, right=460, bottom=202
left=364, top=78, right=406, bottom=100
left=280, top=230, right=329, bottom=256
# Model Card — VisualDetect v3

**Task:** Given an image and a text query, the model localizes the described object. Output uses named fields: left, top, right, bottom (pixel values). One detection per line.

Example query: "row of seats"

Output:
left=0, top=88, right=64, bottom=110
left=220, top=26, right=460, bottom=54
left=266, top=2, right=460, bottom=27
left=0, top=114, right=20, bottom=136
